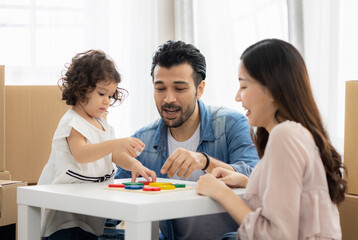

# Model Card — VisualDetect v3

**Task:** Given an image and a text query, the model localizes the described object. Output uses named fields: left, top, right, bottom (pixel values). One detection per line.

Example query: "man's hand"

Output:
left=160, top=148, right=207, bottom=178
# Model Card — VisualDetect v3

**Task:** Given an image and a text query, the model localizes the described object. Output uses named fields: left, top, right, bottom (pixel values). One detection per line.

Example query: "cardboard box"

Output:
left=344, top=81, right=358, bottom=194
left=339, top=194, right=358, bottom=240
left=0, top=66, right=5, bottom=172
left=5, top=86, right=69, bottom=184
left=0, top=180, right=27, bottom=227
left=0, top=171, right=11, bottom=180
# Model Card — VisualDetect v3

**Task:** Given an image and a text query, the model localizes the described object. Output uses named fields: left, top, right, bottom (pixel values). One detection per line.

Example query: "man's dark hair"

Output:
left=150, top=40, right=206, bottom=87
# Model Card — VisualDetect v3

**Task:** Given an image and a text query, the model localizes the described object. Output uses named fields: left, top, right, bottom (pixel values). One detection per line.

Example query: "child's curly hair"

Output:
left=59, top=49, right=127, bottom=106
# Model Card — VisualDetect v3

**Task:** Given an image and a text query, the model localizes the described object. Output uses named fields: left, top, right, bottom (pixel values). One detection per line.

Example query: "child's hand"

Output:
left=115, top=137, right=145, bottom=157
left=211, top=167, right=248, bottom=188
left=129, top=160, right=157, bottom=183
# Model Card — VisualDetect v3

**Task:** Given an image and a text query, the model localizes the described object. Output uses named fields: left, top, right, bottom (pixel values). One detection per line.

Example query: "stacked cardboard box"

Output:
left=1, top=66, right=72, bottom=238
left=0, top=66, right=4, bottom=173
left=344, top=81, right=358, bottom=195
left=339, top=194, right=358, bottom=240
left=0, top=171, right=11, bottom=180
left=5, top=85, right=69, bottom=183
left=0, top=180, right=27, bottom=239
left=0, top=66, right=10, bottom=181
left=1, top=66, right=69, bottom=184
left=0, top=66, right=27, bottom=239
left=1, top=65, right=70, bottom=238
left=340, top=80, right=358, bottom=240
left=0, top=180, right=27, bottom=224
left=2, top=66, right=70, bottom=183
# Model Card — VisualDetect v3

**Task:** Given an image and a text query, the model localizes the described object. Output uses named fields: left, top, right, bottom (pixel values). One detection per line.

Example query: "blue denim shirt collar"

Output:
left=198, top=99, right=215, bottom=142
left=152, top=119, right=167, bottom=153
left=152, top=99, right=215, bottom=153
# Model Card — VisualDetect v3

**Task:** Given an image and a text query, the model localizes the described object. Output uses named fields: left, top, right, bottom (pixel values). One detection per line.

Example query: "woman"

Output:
left=196, top=39, right=346, bottom=240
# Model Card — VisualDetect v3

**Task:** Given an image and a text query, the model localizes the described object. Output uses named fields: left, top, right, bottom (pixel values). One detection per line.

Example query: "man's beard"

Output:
left=159, top=99, right=197, bottom=128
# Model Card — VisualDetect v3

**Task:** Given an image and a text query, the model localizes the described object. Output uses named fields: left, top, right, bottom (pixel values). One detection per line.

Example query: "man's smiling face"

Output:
left=153, top=63, right=198, bottom=128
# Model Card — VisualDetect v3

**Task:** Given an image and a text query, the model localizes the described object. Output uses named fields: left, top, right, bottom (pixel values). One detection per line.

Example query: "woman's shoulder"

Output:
left=271, top=120, right=311, bottom=138
left=269, top=120, right=316, bottom=150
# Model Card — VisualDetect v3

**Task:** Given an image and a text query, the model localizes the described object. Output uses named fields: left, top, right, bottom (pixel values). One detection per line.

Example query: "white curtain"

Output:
left=303, top=0, right=342, bottom=151
left=174, top=0, right=195, bottom=43
left=287, top=0, right=304, bottom=55
left=193, top=0, right=288, bottom=112
left=303, top=0, right=358, bottom=153
left=192, top=0, right=358, bottom=154
left=105, top=0, right=160, bottom=138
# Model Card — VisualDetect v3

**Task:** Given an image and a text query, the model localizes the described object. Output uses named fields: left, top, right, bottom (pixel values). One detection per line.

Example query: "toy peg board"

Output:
left=104, top=185, right=194, bottom=194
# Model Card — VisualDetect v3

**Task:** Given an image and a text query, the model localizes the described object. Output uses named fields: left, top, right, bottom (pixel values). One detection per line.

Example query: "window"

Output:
left=0, top=0, right=90, bottom=85
left=0, top=0, right=160, bottom=137
left=195, top=0, right=288, bottom=112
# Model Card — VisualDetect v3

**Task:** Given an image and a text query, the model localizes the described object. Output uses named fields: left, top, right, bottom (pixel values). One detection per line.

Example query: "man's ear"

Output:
left=196, top=80, right=205, bottom=99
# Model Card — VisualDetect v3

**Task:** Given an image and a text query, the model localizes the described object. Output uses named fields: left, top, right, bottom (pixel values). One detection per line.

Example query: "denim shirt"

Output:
left=115, top=99, right=259, bottom=239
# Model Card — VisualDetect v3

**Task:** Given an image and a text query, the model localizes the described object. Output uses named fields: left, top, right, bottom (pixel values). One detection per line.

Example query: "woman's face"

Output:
left=236, top=62, right=278, bottom=133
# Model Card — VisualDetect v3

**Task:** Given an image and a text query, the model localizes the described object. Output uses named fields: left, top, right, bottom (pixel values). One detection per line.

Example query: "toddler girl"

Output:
left=38, top=49, right=156, bottom=239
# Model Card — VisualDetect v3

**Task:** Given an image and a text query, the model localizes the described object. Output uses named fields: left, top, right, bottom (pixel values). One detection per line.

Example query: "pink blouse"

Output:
left=238, top=121, right=341, bottom=240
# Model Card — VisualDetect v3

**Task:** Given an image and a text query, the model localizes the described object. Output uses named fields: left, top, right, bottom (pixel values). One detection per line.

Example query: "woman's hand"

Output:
left=211, top=167, right=248, bottom=188
left=196, top=173, right=230, bottom=201
left=197, top=168, right=252, bottom=226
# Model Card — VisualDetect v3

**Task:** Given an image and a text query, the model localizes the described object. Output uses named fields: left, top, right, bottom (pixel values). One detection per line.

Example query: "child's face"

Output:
left=80, top=80, right=118, bottom=118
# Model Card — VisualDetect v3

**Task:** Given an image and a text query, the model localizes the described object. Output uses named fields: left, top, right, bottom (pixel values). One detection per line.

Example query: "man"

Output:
left=115, top=40, right=259, bottom=240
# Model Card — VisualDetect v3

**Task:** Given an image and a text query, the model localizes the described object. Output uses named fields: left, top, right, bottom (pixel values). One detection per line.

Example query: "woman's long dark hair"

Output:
left=241, top=39, right=346, bottom=204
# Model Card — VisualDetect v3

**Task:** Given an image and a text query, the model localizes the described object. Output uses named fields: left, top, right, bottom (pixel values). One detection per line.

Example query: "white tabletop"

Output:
left=17, top=178, right=245, bottom=240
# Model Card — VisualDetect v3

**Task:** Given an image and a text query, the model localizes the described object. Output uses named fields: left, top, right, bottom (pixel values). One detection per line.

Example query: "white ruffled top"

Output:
left=38, top=109, right=115, bottom=185
left=38, top=109, right=116, bottom=237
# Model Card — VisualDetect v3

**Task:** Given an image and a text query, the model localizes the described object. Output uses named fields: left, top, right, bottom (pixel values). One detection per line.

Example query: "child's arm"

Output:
left=67, top=128, right=143, bottom=164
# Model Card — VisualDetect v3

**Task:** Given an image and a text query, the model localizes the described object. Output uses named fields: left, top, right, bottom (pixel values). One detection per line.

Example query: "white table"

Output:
left=17, top=178, right=245, bottom=240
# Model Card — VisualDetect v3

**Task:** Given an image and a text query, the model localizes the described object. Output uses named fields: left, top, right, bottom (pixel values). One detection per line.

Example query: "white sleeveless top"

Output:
left=38, top=109, right=116, bottom=237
